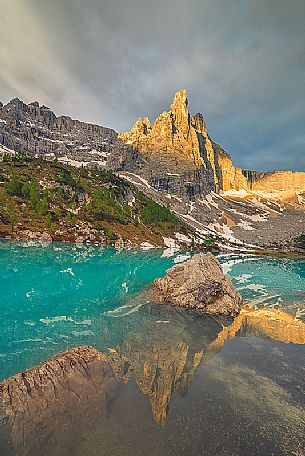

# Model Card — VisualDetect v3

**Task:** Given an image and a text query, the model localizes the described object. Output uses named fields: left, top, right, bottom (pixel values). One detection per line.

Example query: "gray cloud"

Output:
left=0, top=0, right=304, bottom=171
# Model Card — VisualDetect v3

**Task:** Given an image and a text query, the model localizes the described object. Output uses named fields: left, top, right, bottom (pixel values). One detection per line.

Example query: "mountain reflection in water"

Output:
left=103, top=304, right=305, bottom=424
left=1, top=304, right=304, bottom=456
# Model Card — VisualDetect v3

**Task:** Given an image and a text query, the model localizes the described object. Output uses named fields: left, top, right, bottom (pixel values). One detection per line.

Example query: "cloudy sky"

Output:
left=0, top=0, right=304, bottom=171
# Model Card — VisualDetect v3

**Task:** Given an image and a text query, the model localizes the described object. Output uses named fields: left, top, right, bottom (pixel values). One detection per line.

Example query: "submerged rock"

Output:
left=153, top=252, right=242, bottom=316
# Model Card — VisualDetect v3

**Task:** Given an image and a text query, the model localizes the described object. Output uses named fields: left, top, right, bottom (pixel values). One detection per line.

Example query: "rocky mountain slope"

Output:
left=1, top=92, right=304, bottom=252
left=0, top=97, right=125, bottom=167
left=117, top=89, right=247, bottom=196
left=0, top=154, right=206, bottom=248
left=114, top=90, right=305, bottom=252
left=116, top=89, right=305, bottom=197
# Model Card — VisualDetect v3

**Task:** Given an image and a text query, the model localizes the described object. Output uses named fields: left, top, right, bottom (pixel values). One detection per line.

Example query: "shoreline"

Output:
left=0, top=233, right=305, bottom=259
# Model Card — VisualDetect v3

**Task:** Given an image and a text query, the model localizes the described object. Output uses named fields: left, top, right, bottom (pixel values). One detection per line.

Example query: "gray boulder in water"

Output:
left=153, top=253, right=242, bottom=316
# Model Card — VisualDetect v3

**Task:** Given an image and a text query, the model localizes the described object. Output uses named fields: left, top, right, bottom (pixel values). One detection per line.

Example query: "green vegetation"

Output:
left=6, top=201, right=18, bottom=232
left=140, top=199, right=180, bottom=228
left=4, top=174, right=21, bottom=196
left=0, top=155, right=201, bottom=246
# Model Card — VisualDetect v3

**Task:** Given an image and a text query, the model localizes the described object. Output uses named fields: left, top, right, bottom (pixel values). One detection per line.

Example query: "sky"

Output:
left=0, top=0, right=304, bottom=171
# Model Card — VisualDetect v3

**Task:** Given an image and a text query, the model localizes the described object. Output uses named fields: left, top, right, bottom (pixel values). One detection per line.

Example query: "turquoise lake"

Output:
left=0, top=240, right=304, bottom=456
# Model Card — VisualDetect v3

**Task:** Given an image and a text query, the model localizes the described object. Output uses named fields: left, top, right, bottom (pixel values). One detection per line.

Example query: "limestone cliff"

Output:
left=118, top=89, right=305, bottom=198
left=244, top=169, right=305, bottom=197
left=118, top=89, right=248, bottom=196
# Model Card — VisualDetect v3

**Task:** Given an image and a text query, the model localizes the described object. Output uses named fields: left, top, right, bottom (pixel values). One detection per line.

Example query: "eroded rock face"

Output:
left=117, top=89, right=305, bottom=199
left=0, top=97, right=121, bottom=166
left=153, top=253, right=242, bottom=316
left=118, top=89, right=248, bottom=197
left=0, top=346, right=117, bottom=456
left=245, top=169, right=305, bottom=195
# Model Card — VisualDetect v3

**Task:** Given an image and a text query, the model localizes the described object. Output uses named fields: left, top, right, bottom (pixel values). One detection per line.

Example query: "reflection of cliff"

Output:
left=105, top=305, right=305, bottom=424
left=1, top=305, right=304, bottom=450
left=207, top=308, right=305, bottom=358
left=106, top=304, right=229, bottom=424
left=0, top=346, right=117, bottom=456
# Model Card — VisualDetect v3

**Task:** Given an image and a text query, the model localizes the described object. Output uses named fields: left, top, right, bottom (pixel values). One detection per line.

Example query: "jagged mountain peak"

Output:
left=8, top=97, right=23, bottom=104
left=1, top=90, right=305, bottom=252
left=118, top=89, right=244, bottom=192
left=29, top=101, right=40, bottom=107
left=0, top=95, right=118, bottom=165
left=130, top=116, right=152, bottom=136
left=170, top=88, right=188, bottom=110
left=5, top=97, right=25, bottom=109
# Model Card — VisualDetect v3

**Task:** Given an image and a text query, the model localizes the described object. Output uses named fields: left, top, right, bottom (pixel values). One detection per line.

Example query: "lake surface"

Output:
left=0, top=241, right=304, bottom=456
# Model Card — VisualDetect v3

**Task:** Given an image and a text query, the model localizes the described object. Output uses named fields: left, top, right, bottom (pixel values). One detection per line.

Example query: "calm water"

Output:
left=0, top=241, right=304, bottom=456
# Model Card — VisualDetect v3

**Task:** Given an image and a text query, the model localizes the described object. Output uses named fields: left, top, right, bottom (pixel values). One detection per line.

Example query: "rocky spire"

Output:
left=126, top=116, right=152, bottom=138
left=118, top=89, right=249, bottom=193
left=169, top=89, right=189, bottom=135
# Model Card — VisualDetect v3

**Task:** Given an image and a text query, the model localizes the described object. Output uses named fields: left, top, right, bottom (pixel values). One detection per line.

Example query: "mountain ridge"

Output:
left=1, top=91, right=305, bottom=252
left=116, top=89, right=305, bottom=197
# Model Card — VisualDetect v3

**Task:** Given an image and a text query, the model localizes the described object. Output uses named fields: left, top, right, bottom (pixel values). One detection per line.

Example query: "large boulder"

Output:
left=0, top=346, right=117, bottom=456
left=153, top=252, right=242, bottom=316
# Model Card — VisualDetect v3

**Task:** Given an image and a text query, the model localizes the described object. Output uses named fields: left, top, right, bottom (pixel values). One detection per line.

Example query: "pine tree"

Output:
left=29, top=179, right=40, bottom=208
left=4, top=174, right=21, bottom=196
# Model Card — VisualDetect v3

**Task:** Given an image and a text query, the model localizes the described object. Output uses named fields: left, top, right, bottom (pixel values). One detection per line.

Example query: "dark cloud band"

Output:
left=0, top=0, right=304, bottom=171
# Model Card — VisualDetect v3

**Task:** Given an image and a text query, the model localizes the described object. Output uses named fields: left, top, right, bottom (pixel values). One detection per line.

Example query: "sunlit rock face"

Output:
left=244, top=170, right=305, bottom=197
left=118, top=89, right=248, bottom=197
left=153, top=253, right=242, bottom=316
left=115, top=89, right=305, bottom=251
left=0, top=346, right=117, bottom=456
left=117, top=89, right=305, bottom=200
left=1, top=92, right=304, bottom=201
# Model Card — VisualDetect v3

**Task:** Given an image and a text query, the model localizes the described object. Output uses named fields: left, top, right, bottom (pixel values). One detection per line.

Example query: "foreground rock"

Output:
left=153, top=253, right=242, bottom=316
left=0, top=346, right=117, bottom=456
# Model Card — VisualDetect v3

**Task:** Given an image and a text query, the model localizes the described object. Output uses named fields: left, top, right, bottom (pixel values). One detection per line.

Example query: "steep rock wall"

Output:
left=244, top=169, right=305, bottom=194
left=118, top=89, right=248, bottom=196
left=118, top=89, right=305, bottom=198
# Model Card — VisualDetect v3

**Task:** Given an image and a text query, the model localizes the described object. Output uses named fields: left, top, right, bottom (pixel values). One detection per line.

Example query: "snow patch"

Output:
left=174, top=253, right=191, bottom=263
left=237, top=220, right=255, bottom=231
left=140, top=242, right=155, bottom=250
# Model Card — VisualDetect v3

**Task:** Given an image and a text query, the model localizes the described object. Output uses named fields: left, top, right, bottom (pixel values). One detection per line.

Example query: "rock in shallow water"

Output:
left=153, top=252, right=242, bottom=316
left=0, top=346, right=117, bottom=456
